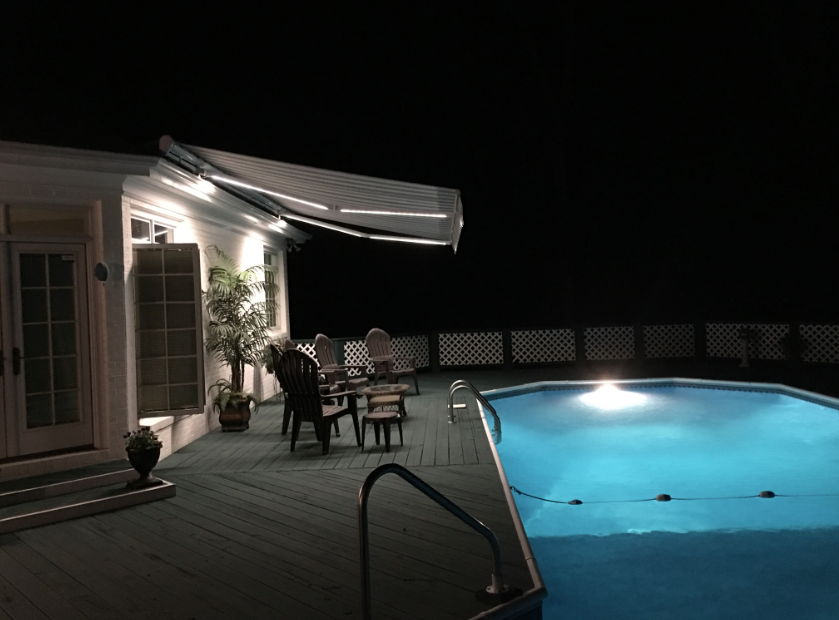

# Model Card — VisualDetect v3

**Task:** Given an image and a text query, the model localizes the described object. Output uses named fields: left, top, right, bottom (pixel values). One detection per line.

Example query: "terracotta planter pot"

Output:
left=219, top=400, right=252, bottom=431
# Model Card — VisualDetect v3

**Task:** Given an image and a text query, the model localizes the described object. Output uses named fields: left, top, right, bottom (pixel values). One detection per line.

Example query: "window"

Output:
left=131, top=217, right=172, bottom=244
left=133, top=244, right=204, bottom=415
left=263, top=251, right=277, bottom=328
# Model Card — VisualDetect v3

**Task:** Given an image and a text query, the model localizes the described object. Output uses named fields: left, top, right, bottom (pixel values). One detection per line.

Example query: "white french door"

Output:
left=0, top=243, right=94, bottom=458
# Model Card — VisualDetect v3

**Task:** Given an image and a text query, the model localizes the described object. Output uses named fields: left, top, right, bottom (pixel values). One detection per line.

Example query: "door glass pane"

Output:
left=23, top=324, right=50, bottom=357
left=26, top=394, right=53, bottom=428
left=54, top=391, right=81, bottom=424
left=50, top=290, right=75, bottom=321
left=52, top=357, right=78, bottom=390
left=51, top=323, right=76, bottom=355
left=20, top=252, right=83, bottom=429
left=21, top=290, right=48, bottom=322
left=20, top=255, right=46, bottom=286
left=48, top=255, right=75, bottom=287
left=24, top=359, right=51, bottom=395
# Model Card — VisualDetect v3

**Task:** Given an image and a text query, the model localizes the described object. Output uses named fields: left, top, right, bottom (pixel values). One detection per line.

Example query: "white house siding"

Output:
left=0, top=150, right=151, bottom=481
left=126, top=191, right=287, bottom=460
left=0, top=144, right=293, bottom=479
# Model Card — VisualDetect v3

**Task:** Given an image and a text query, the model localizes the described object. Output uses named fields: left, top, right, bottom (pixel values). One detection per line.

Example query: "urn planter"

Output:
left=126, top=447, right=162, bottom=489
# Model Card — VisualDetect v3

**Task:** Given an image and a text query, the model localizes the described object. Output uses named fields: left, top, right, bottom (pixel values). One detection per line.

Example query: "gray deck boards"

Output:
left=0, top=370, right=547, bottom=620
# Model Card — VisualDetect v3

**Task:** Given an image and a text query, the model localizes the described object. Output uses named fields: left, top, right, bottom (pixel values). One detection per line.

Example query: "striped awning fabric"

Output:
left=180, top=141, right=464, bottom=252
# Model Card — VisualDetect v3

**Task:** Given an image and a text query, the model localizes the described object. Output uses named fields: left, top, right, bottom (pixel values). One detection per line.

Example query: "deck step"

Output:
left=0, top=469, right=176, bottom=534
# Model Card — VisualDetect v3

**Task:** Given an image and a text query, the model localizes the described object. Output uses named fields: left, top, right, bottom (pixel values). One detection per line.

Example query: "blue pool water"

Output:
left=490, top=382, right=839, bottom=619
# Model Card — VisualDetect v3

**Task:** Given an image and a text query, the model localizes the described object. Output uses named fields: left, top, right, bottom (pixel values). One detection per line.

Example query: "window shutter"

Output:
left=133, top=244, right=204, bottom=415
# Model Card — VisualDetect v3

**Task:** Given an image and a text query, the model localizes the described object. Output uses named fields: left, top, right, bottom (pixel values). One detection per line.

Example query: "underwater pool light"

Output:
left=580, top=383, right=648, bottom=410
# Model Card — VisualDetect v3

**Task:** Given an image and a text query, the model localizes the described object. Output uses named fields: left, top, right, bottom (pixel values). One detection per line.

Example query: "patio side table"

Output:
left=361, top=410, right=403, bottom=452
left=362, top=383, right=409, bottom=417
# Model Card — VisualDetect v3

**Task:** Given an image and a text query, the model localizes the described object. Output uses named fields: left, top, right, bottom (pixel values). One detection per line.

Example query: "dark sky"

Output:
left=3, top=3, right=838, bottom=338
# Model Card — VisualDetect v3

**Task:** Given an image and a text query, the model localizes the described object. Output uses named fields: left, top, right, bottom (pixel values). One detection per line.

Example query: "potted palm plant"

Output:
left=203, top=245, right=276, bottom=431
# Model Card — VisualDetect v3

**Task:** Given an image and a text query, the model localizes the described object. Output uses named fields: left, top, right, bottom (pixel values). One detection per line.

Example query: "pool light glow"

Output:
left=579, top=383, right=648, bottom=410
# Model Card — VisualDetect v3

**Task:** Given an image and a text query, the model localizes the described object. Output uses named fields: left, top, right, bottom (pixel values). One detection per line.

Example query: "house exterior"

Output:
left=0, top=140, right=309, bottom=481
left=0, top=138, right=463, bottom=482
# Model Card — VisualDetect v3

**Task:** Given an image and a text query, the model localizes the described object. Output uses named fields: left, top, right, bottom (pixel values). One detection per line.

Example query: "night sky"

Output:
left=3, top=3, right=838, bottom=338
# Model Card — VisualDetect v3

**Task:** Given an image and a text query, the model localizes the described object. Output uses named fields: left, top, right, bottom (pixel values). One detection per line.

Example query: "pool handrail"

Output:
left=358, top=463, right=512, bottom=619
left=448, top=380, right=502, bottom=443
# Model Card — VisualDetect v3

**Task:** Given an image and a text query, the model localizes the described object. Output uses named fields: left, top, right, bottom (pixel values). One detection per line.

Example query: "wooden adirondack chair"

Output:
left=273, top=339, right=340, bottom=435
left=364, top=328, right=419, bottom=395
left=314, top=333, right=370, bottom=401
left=276, top=348, right=361, bottom=454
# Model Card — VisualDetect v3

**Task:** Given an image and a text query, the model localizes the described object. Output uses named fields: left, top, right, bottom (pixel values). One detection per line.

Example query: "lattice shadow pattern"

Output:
left=644, top=324, right=695, bottom=358
left=706, top=323, right=789, bottom=360
left=439, top=332, right=503, bottom=366
left=585, top=326, right=634, bottom=361
left=800, top=325, right=839, bottom=364
left=512, top=329, right=575, bottom=364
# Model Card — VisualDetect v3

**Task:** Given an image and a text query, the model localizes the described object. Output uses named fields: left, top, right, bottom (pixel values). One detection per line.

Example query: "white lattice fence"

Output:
left=706, top=323, right=789, bottom=360
left=439, top=331, right=503, bottom=366
left=295, top=342, right=319, bottom=366
left=800, top=325, right=839, bottom=363
left=585, top=326, right=634, bottom=360
left=644, top=324, right=695, bottom=358
left=512, top=329, right=575, bottom=363
left=342, top=339, right=370, bottom=374
left=393, top=334, right=430, bottom=370
left=341, top=335, right=430, bottom=374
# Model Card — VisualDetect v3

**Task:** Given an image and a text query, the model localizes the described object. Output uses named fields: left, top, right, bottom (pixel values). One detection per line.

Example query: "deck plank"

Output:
left=4, top=370, right=542, bottom=620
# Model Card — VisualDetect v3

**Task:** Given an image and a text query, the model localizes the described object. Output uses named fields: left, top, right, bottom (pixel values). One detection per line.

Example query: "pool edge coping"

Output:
left=470, top=401, right=548, bottom=620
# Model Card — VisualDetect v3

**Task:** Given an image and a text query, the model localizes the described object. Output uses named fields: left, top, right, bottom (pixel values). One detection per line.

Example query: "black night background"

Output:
left=3, top=3, right=837, bottom=338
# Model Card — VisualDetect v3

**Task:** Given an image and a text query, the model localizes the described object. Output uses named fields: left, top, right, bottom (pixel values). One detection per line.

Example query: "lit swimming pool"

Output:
left=485, top=379, right=839, bottom=619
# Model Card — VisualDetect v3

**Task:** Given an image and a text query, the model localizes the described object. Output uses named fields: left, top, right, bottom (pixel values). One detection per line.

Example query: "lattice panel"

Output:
left=341, top=335, right=430, bottom=374
left=393, top=334, right=430, bottom=370
left=512, top=329, right=575, bottom=364
left=295, top=342, right=319, bottom=366
left=644, top=324, right=695, bottom=359
left=705, top=323, right=789, bottom=360
left=439, top=331, right=503, bottom=366
left=800, top=325, right=839, bottom=363
left=342, top=339, right=370, bottom=374
left=585, top=326, right=634, bottom=360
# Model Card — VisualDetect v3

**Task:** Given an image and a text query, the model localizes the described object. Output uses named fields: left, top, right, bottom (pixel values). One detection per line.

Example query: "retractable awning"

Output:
left=159, top=136, right=464, bottom=252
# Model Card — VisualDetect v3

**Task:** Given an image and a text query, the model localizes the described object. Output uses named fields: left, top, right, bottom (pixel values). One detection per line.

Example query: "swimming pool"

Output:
left=483, top=379, right=839, bottom=619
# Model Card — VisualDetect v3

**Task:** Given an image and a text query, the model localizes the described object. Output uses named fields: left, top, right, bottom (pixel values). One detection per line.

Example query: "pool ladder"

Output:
left=448, top=380, right=502, bottom=444
left=358, top=463, right=518, bottom=619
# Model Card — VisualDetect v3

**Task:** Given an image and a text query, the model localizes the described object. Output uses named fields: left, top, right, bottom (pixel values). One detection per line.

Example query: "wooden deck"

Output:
left=5, top=359, right=827, bottom=620
left=0, top=370, right=549, bottom=620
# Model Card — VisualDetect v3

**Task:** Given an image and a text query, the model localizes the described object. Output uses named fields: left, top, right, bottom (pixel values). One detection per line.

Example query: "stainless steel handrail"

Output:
left=448, top=380, right=501, bottom=443
left=358, top=463, right=512, bottom=620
